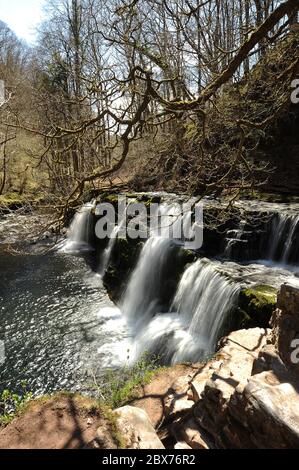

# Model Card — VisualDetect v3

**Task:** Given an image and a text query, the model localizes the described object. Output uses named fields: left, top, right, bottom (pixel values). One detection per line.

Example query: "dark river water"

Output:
left=0, top=239, right=128, bottom=396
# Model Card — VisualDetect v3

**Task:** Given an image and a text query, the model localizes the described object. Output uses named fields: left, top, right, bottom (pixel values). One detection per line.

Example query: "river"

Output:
left=0, top=214, right=129, bottom=395
left=1, top=196, right=299, bottom=396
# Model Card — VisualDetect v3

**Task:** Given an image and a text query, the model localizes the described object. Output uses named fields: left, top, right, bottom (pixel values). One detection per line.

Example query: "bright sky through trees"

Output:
left=0, top=0, right=44, bottom=43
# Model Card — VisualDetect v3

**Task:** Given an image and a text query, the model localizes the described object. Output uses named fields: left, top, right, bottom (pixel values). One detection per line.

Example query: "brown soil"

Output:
left=130, top=364, right=197, bottom=429
left=0, top=365, right=197, bottom=449
left=0, top=394, right=118, bottom=449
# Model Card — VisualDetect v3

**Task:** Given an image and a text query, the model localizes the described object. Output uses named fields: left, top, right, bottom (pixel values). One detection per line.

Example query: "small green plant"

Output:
left=0, top=382, right=32, bottom=426
left=91, top=352, right=163, bottom=409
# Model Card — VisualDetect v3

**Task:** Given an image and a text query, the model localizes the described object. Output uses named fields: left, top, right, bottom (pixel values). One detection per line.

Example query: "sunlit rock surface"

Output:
left=160, top=284, right=299, bottom=449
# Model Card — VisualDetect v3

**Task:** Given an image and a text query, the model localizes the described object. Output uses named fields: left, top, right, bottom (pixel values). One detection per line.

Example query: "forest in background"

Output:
left=0, top=0, right=298, bottom=222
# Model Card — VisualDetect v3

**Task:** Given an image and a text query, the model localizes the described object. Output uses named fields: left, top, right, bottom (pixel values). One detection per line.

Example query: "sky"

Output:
left=0, top=0, right=45, bottom=43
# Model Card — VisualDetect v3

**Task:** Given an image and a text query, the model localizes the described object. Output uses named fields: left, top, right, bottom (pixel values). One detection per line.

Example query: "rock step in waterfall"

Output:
left=268, top=212, right=299, bottom=264
left=63, top=196, right=299, bottom=367
left=123, top=242, right=240, bottom=364
left=223, top=204, right=299, bottom=265
left=61, top=202, right=96, bottom=253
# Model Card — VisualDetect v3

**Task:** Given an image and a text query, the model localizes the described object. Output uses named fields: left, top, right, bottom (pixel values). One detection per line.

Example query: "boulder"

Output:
left=228, top=370, right=299, bottom=448
left=114, top=406, right=165, bottom=449
left=193, top=328, right=269, bottom=447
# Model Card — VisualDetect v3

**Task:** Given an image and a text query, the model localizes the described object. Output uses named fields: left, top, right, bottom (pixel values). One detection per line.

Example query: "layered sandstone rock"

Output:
left=114, top=406, right=165, bottom=449
left=161, top=283, right=299, bottom=449
left=192, top=328, right=269, bottom=448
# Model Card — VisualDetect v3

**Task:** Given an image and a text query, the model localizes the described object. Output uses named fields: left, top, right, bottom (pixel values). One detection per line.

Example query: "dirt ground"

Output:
left=0, top=394, right=119, bottom=449
left=0, top=365, right=197, bottom=449
left=131, top=364, right=197, bottom=428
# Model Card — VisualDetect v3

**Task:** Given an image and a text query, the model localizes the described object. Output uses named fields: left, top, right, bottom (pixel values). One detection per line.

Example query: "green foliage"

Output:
left=0, top=192, right=26, bottom=206
left=94, top=353, right=163, bottom=409
left=100, top=404, right=127, bottom=449
left=0, top=382, right=32, bottom=426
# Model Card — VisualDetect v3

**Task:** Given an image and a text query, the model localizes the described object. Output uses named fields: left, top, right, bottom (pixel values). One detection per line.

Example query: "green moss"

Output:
left=178, top=248, right=198, bottom=271
left=101, top=405, right=127, bottom=449
left=138, top=194, right=161, bottom=206
left=0, top=193, right=26, bottom=206
left=239, top=284, right=277, bottom=328
left=0, top=192, right=45, bottom=210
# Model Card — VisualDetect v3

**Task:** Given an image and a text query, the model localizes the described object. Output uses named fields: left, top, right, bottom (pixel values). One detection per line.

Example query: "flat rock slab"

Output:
left=192, top=328, right=269, bottom=404
left=232, top=370, right=299, bottom=448
left=114, top=406, right=165, bottom=449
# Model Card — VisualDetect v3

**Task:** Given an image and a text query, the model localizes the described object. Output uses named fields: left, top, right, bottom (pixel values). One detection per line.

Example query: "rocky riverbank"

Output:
left=142, top=282, right=299, bottom=449
left=1, top=282, right=298, bottom=449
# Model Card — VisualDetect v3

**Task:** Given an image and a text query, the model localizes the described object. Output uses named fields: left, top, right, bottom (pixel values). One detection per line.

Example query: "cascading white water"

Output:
left=99, top=225, right=120, bottom=277
left=223, top=220, right=246, bottom=259
left=268, top=212, right=299, bottom=264
left=98, top=207, right=129, bottom=277
left=122, top=236, right=176, bottom=330
left=121, top=200, right=200, bottom=326
left=59, top=195, right=299, bottom=368
left=61, top=202, right=95, bottom=253
left=120, top=199, right=240, bottom=363
left=282, top=215, right=299, bottom=263
left=171, top=259, right=240, bottom=355
left=129, top=258, right=240, bottom=364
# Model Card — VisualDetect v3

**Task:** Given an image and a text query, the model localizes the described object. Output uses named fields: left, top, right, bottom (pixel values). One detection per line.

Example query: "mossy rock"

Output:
left=96, top=193, right=122, bottom=206
left=103, top=237, right=144, bottom=301
left=137, top=194, right=162, bottom=206
left=238, top=284, right=277, bottom=328
left=179, top=248, right=198, bottom=266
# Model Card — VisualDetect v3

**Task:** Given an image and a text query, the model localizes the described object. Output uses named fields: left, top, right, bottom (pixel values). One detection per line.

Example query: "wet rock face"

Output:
left=238, top=285, right=277, bottom=329
left=270, top=283, right=299, bottom=376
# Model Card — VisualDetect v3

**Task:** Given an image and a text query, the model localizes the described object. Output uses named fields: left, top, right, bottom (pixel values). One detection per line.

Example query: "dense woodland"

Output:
left=0, top=0, right=298, bottom=219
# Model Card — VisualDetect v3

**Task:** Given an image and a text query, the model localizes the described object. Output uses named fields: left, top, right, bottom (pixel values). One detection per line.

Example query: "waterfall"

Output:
left=268, top=212, right=299, bottom=264
left=61, top=202, right=95, bottom=253
left=122, top=237, right=177, bottom=330
left=282, top=215, right=299, bottom=264
left=120, top=199, right=240, bottom=364
left=121, top=200, right=198, bottom=328
left=223, top=220, right=247, bottom=259
left=171, top=259, right=240, bottom=356
left=99, top=201, right=132, bottom=277
left=99, top=225, right=120, bottom=277
left=128, top=256, right=240, bottom=365
left=221, top=209, right=299, bottom=265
